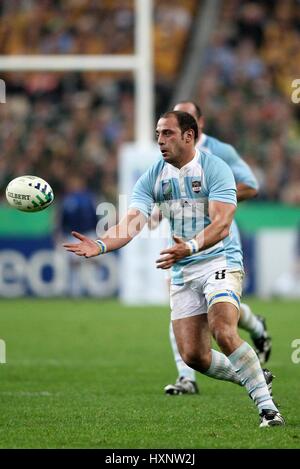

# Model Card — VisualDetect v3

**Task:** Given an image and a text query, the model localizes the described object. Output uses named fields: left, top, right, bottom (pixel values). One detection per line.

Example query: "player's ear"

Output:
left=185, top=129, right=194, bottom=143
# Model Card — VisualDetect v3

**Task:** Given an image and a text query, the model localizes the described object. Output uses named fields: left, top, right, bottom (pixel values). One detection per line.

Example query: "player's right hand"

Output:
left=63, top=231, right=101, bottom=258
left=156, top=235, right=190, bottom=269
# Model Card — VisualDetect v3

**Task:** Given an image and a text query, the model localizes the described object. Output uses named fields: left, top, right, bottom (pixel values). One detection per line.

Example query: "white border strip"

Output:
left=0, top=55, right=137, bottom=71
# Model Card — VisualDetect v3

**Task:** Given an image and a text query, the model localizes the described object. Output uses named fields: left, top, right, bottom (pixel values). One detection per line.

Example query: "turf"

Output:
left=0, top=298, right=299, bottom=448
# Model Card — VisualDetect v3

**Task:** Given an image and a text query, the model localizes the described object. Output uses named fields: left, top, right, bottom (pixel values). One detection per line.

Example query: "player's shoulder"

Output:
left=148, top=158, right=165, bottom=177
left=198, top=147, right=231, bottom=170
left=198, top=148, right=235, bottom=187
left=205, top=134, right=238, bottom=158
left=136, top=158, right=165, bottom=188
left=142, top=158, right=165, bottom=176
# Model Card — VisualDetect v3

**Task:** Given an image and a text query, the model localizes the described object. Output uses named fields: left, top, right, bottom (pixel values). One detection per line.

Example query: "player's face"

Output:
left=156, top=116, right=186, bottom=165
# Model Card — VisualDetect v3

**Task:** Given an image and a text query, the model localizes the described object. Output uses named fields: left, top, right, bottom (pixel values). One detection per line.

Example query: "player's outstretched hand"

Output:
left=63, top=231, right=100, bottom=258
left=156, top=235, right=190, bottom=269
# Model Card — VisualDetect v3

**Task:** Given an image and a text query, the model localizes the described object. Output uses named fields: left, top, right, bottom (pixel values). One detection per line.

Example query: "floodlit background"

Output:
left=0, top=0, right=300, bottom=302
left=0, top=0, right=299, bottom=449
left=0, top=0, right=300, bottom=300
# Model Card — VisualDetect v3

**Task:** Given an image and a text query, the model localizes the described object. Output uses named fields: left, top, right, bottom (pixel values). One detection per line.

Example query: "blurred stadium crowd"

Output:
left=0, top=0, right=300, bottom=205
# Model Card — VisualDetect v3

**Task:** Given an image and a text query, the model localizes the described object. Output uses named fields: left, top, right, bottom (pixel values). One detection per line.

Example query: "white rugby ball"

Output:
left=5, top=175, right=54, bottom=212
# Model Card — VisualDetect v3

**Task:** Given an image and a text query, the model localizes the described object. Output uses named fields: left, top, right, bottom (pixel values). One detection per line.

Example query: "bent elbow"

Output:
left=238, top=187, right=258, bottom=202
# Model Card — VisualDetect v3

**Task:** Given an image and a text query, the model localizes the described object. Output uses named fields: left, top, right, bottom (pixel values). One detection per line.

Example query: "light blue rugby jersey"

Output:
left=198, top=133, right=259, bottom=246
left=198, top=133, right=258, bottom=190
left=130, top=148, right=243, bottom=285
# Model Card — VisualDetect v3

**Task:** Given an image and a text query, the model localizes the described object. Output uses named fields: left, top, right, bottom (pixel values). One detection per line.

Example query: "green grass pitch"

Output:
left=0, top=298, right=299, bottom=448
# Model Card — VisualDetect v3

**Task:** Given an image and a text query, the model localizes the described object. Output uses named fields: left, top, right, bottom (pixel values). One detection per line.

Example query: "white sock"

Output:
left=203, top=349, right=241, bottom=385
left=228, top=342, right=277, bottom=413
left=238, top=303, right=264, bottom=339
left=169, top=322, right=196, bottom=381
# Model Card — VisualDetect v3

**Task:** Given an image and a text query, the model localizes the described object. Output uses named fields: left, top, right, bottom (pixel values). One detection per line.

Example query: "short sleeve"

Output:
left=129, top=169, right=156, bottom=218
left=203, top=154, right=237, bottom=205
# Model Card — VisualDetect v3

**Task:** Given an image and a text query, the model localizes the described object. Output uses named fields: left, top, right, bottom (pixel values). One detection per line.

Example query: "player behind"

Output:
left=63, top=111, right=284, bottom=427
left=158, top=101, right=271, bottom=396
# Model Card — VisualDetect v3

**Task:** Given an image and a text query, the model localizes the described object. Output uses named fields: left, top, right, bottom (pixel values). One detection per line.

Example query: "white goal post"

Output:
left=0, top=0, right=166, bottom=303
left=0, top=0, right=154, bottom=144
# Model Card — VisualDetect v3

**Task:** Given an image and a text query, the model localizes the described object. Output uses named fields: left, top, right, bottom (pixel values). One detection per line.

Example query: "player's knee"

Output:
left=181, top=350, right=211, bottom=372
left=213, top=326, right=235, bottom=350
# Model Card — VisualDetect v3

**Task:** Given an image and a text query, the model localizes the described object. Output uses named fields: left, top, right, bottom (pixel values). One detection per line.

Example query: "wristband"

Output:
left=95, top=239, right=107, bottom=255
left=186, top=238, right=199, bottom=255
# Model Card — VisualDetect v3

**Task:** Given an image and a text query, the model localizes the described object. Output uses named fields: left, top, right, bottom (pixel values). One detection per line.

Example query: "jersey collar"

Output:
left=179, top=148, right=199, bottom=171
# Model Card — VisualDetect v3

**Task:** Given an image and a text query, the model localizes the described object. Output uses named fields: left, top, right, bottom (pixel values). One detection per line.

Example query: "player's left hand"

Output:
left=156, top=235, right=190, bottom=269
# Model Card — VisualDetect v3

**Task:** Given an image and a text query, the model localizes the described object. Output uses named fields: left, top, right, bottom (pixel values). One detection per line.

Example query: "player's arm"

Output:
left=156, top=154, right=237, bottom=269
left=64, top=162, right=158, bottom=258
left=195, top=200, right=235, bottom=250
left=63, top=208, right=147, bottom=258
left=147, top=204, right=163, bottom=230
left=236, top=183, right=258, bottom=202
left=223, top=144, right=259, bottom=202
left=156, top=201, right=235, bottom=269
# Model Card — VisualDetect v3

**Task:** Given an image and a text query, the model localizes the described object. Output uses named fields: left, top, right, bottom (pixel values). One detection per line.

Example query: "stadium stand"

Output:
left=0, top=0, right=299, bottom=204
left=0, top=0, right=197, bottom=203
left=195, top=0, right=300, bottom=204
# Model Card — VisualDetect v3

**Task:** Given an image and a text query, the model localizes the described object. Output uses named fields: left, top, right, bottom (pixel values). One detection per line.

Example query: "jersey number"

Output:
left=215, top=270, right=226, bottom=280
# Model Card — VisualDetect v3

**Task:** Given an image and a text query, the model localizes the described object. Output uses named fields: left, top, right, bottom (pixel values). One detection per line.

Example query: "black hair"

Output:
left=161, top=110, right=199, bottom=141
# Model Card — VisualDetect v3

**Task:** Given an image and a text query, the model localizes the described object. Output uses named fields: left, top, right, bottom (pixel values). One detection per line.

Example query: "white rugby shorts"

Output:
left=170, top=265, right=243, bottom=320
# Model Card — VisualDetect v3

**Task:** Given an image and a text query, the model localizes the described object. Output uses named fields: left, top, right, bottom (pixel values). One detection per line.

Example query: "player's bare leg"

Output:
left=208, top=302, right=284, bottom=427
left=171, top=305, right=284, bottom=427
left=164, top=275, right=198, bottom=395
left=172, top=314, right=241, bottom=385
left=165, top=304, right=271, bottom=394
left=208, top=302, right=242, bottom=355
left=164, top=322, right=198, bottom=395
left=172, top=314, right=211, bottom=372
